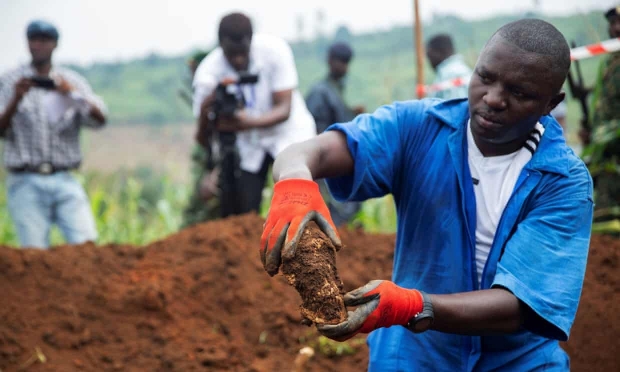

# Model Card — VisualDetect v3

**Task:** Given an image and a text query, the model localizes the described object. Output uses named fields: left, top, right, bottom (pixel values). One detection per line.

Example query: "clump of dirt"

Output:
left=281, top=223, right=347, bottom=325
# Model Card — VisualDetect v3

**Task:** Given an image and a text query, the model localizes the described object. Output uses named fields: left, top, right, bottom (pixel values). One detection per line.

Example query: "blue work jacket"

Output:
left=325, top=98, right=593, bottom=371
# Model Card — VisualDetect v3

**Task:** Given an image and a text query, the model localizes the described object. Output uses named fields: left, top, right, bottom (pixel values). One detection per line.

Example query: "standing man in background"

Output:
left=580, top=6, right=620, bottom=215
left=0, top=20, right=107, bottom=248
left=425, top=33, right=473, bottom=100
left=192, top=12, right=316, bottom=217
left=305, top=42, right=364, bottom=226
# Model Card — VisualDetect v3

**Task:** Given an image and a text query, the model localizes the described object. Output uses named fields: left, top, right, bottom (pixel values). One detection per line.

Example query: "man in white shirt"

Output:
left=192, top=12, right=316, bottom=217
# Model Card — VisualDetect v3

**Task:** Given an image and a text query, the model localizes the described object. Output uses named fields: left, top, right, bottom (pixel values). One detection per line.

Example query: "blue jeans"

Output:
left=6, top=172, right=98, bottom=249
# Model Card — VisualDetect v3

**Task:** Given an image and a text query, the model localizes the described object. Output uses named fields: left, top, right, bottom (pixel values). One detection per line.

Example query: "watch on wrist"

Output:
left=407, top=291, right=434, bottom=333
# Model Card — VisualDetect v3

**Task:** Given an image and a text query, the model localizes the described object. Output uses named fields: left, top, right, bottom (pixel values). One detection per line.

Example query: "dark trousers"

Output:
left=219, top=153, right=273, bottom=217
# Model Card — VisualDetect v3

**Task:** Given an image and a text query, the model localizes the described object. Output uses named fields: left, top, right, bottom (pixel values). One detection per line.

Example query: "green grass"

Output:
left=0, top=168, right=190, bottom=247
left=0, top=167, right=397, bottom=248
left=0, top=176, right=17, bottom=245
left=84, top=170, right=189, bottom=245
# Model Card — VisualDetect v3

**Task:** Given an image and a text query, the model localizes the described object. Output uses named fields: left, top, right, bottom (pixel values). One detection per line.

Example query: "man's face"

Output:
left=221, top=37, right=250, bottom=72
left=468, top=36, right=564, bottom=149
left=608, top=14, right=620, bottom=38
left=28, top=35, right=56, bottom=65
left=328, top=58, right=349, bottom=80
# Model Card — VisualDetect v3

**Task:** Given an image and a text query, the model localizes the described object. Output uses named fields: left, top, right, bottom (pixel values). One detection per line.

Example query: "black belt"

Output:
left=8, top=163, right=76, bottom=175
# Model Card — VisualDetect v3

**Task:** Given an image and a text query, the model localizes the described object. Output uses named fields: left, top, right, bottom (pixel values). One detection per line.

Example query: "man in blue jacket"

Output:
left=260, top=18, right=593, bottom=371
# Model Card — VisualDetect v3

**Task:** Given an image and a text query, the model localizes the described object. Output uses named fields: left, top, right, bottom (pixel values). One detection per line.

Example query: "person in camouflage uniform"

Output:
left=180, top=50, right=221, bottom=228
left=582, top=6, right=620, bottom=216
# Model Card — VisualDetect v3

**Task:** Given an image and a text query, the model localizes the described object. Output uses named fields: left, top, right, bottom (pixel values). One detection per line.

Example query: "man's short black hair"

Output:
left=328, top=42, right=354, bottom=63
left=426, top=34, right=454, bottom=55
left=218, top=12, right=253, bottom=43
left=605, top=6, right=619, bottom=19
left=491, top=18, right=570, bottom=87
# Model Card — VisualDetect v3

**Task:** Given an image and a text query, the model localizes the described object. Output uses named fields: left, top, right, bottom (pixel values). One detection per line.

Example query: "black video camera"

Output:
left=211, top=73, right=259, bottom=120
left=29, top=76, right=56, bottom=90
left=207, top=73, right=258, bottom=181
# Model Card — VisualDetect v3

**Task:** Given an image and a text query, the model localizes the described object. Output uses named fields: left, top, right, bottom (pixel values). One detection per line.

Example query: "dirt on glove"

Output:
left=281, top=223, right=347, bottom=325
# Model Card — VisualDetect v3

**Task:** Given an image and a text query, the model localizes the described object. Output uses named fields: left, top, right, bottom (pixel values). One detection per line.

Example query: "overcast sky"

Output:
left=0, top=0, right=614, bottom=72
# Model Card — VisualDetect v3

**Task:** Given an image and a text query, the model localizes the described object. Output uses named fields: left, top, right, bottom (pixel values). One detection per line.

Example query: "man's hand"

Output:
left=1, top=78, right=33, bottom=133
left=317, top=280, right=424, bottom=341
left=216, top=110, right=257, bottom=132
left=234, top=109, right=257, bottom=129
left=55, top=77, right=75, bottom=95
left=14, top=78, right=33, bottom=101
left=260, top=178, right=341, bottom=276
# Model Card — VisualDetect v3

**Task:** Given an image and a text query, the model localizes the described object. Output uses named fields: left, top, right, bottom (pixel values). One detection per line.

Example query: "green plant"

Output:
left=0, top=168, right=189, bottom=247
left=353, top=195, right=397, bottom=233
left=311, top=335, right=365, bottom=358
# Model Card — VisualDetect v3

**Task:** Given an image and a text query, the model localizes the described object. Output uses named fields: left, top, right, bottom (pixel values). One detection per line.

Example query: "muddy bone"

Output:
left=280, top=223, right=347, bottom=325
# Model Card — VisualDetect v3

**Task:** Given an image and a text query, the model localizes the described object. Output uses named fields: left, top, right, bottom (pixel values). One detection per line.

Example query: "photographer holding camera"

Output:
left=192, top=12, right=316, bottom=217
left=0, top=20, right=107, bottom=248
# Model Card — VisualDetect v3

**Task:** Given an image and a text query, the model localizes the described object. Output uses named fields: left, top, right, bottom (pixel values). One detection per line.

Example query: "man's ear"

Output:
left=544, top=92, right=565, bottom=116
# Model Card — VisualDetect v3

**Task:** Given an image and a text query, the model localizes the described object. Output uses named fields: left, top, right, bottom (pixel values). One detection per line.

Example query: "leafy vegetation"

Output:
left=0, top=168, right=189, bottom=247
left=0, top=166, right=397, bottom=247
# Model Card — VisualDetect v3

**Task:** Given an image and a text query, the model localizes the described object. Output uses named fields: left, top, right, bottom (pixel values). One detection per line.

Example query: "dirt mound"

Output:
left=561, top=234, right=620, bottom=371
left=0, top=214, right=393, bottom=372
left=0, top=213, right=617, bottom=371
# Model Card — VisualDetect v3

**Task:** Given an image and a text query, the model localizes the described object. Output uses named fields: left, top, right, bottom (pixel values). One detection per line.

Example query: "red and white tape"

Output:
left=420, top=76, right=471, bottom=96
left=570, top=37, right=620, bottom=61
left=418, top=37, right=620, bottom=97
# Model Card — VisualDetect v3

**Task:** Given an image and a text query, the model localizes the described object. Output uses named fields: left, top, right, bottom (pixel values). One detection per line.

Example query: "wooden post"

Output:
left=414, top=0, right=425, bottom=98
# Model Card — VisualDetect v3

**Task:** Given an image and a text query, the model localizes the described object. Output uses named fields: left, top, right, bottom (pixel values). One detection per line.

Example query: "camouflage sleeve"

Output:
left=590, top=55, right=620, bottom=148
left=594, top=55, right=620, bottom=124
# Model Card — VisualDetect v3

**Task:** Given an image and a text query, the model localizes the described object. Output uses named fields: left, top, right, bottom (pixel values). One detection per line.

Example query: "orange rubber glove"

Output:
left=317, top=280, right=424, bottom=341
left=260, top=178, right=341, bottom=276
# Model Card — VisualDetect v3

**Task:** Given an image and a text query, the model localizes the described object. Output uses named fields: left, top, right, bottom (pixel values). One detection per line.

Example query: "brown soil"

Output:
left=0, top=214, right=391, bottom=372
left=281, top=223, right=347, bottom=325
left=0, top=213, right=617, bottom=371
left=560, top=234, right=620, bottom=371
